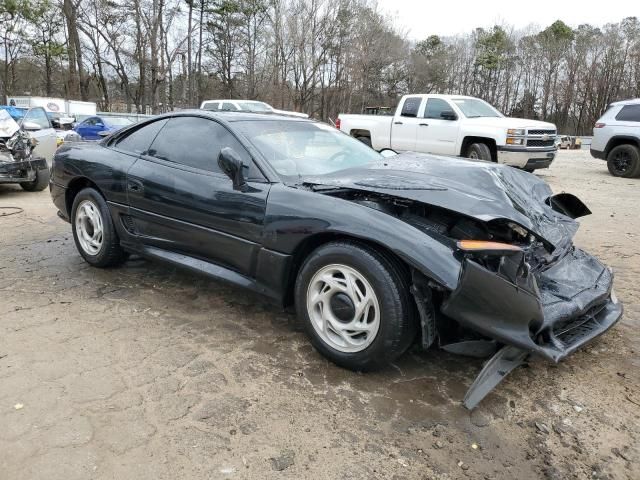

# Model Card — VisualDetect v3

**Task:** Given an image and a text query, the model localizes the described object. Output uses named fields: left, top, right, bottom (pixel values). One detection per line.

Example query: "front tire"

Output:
left=295, top=241, right=416, bottom=371
left=20, top=168, right=50, bottom=192
left=607, top=144, right=640, bottom=178
left=465, top=142, right=492, bottom=161
left=71, top=188, right=127, bottom=267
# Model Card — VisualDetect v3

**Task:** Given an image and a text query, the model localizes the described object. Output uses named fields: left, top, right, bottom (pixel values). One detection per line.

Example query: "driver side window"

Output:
left=423, top=98, right=452, bottom=119
left=23, top=108, right=51, bottom=129
left=221, top=102, right=238, bottom=111
left=147, top=116, right=259, bottom=177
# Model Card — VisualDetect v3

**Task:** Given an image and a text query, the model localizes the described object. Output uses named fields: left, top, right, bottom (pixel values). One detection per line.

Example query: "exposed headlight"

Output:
left=507, top=128, right=525, bottom=136
left=506, top=137, right=524, bottom=145
left=457, top=240, right=523, bottom=256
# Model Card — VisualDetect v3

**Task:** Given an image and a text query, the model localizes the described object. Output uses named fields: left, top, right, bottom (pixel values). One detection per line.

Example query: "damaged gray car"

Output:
left=50, top=112, right=623, bottom=407
left=0, top=108, right=50, bottom=191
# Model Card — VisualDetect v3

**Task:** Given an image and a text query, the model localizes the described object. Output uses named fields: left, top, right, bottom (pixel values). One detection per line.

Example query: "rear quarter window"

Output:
left=114, top=119, right=168, bottom=155
left=615, top=105, right=640, bottom=122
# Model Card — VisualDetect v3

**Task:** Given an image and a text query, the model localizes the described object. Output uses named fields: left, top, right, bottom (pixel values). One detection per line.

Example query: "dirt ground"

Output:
left=1, top=149, right=638, bottom=480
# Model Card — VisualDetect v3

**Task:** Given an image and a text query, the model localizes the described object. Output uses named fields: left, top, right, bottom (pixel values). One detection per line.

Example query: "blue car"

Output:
left=73, top=115, right=134, bottom=140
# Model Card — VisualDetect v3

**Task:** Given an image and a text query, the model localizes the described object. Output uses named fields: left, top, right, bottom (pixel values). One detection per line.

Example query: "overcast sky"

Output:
left=377, top=0, right=635, bottom=39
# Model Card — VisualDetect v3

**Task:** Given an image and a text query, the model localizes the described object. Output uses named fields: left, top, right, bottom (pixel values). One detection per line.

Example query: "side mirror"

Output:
left=97, top=130, right=112, bottom=138
left=218, top=147, right=249, bottom=192
left=22, top=121, right=41, bottom=131
left=440, top=110, right=457, bottom=121
left=379, top=148, right=398, bottom=158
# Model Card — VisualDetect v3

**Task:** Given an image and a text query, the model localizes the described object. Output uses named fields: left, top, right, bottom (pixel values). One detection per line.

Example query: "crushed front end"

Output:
left=302, top=156, right=623, bottom=408
left=0, top=113, right=47, bottom=185
left=441, top=237, right=622, bottom=409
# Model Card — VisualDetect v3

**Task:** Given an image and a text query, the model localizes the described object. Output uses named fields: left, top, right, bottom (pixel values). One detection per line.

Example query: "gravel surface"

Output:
left=1, top=149, right=638, bottom=479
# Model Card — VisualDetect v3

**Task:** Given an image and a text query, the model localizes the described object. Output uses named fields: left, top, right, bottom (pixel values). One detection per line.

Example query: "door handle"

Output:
left=127, top=180, right=144, bottom=192
left=419, top=123, right=429, bottom=127
left=393, top=121, right=403, bottom=125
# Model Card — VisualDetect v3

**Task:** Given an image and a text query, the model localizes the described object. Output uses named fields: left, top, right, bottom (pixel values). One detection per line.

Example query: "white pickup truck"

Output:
left=337, top=94, right=558, bottom=171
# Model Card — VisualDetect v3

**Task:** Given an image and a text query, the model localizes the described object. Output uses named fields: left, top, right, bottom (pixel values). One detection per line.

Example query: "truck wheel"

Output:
left=356, top=136, right=372, bottom=148
left=295, top=241, right=417, bottom=372
left=20, top=168, right=50, bottom=192
left=607, top=144, right=640, bottom=178
left=465, top=143, right=492, bottom=161
left=71, top=188, right=127, bottom=267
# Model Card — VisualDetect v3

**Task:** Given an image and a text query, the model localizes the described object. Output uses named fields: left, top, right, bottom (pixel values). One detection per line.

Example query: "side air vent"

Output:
left=121, top=215, right=137, bottom=234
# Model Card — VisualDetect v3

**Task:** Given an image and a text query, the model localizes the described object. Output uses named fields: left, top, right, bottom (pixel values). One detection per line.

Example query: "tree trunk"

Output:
left=186, top=1, right=193, bottom=105
left=62, top=0, right=79, bottom=98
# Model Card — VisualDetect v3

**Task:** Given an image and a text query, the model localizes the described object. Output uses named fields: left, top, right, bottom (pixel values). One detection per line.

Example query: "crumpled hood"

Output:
left=302, top=152, right=583, bottom=250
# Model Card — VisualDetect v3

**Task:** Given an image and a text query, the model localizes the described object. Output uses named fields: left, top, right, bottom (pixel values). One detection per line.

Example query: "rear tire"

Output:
left=295, top=241, right=416, bottom=372
left=465, top=142, right=492, bottom=161
left=356, top=136, right=372, bottom=148
left=20, top=168, right=50, bottom=192
left=607, top=144, right=640, bottom=178
left=71, top=188, right=127, bottom=267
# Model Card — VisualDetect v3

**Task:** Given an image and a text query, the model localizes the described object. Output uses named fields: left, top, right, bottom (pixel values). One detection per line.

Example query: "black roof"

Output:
left=181, top=109, right=309, bottom=122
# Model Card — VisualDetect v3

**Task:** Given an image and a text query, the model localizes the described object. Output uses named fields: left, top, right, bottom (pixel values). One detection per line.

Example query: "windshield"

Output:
left=237, top=101, right=272, bottom=112
left=451, top=98, right=502, bottom=118
left=235, top=120, right=382, bottom=178
left=105, top=117, right=134, bottom=126
left=0, top=106, right=27, bottom=122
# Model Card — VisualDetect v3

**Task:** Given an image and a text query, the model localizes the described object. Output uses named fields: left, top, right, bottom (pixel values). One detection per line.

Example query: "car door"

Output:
left=415, top=98, right=461, bottom=155
left=75, top=117, right=96, bottom=139
left=390, top=96, right=423, bottom=151
left=21, top=107, right=57, bottom=164
left=126, top=115, right=270, bottom=276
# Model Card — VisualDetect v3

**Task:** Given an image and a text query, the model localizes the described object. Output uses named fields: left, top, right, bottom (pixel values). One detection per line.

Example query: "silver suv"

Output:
left=591, top=99, right=640, bottom=177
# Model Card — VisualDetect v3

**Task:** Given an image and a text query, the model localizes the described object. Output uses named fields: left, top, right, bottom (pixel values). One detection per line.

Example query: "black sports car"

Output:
left=50, top=111, right=622, bottom=408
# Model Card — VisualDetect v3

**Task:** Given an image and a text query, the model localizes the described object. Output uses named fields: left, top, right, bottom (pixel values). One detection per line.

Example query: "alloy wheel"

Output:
left=612, top=150, right=631, bottom=175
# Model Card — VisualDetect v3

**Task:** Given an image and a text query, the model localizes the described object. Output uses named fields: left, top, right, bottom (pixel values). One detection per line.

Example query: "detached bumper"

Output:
left=442, top=248, right=622, bottom=408
left=497, top=146, right=556, bottom=169
left=442, top=248, right=622, bottom=363
left=0, top=157, right=48, bottom=183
